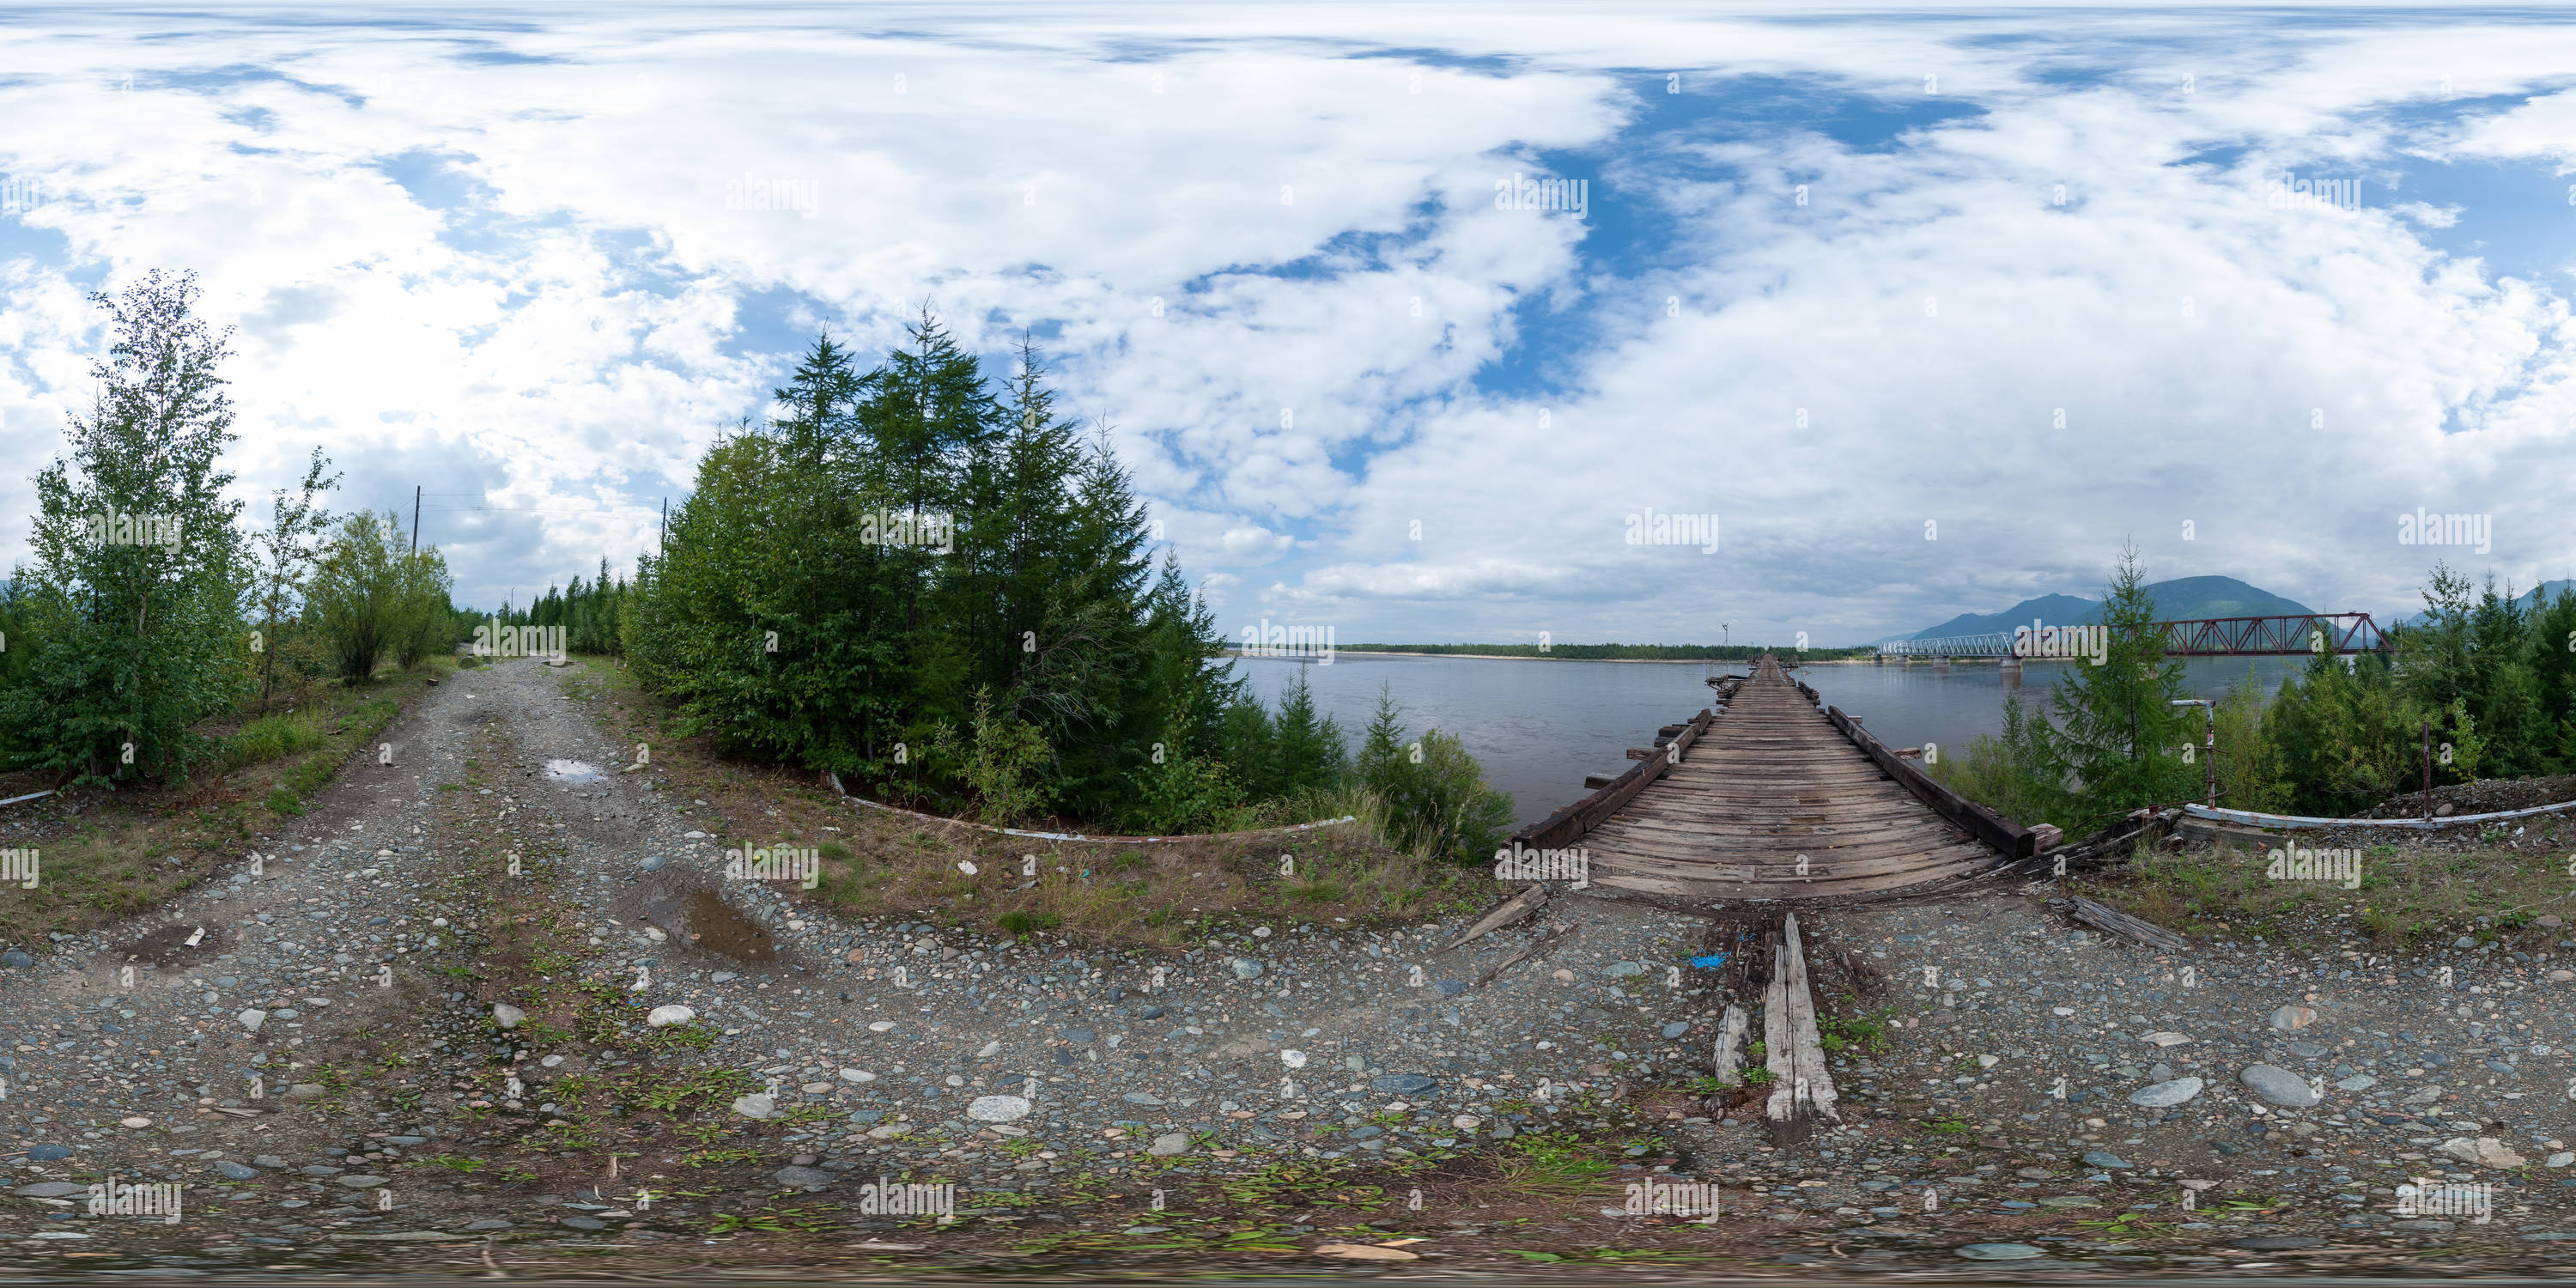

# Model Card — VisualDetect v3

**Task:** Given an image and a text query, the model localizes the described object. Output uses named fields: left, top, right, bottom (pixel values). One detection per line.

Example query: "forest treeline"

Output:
left=0, top=274, right=453, bottom=785
left=1936, top=549, right=2576, bottom=836
left=462, top=321, right=1514, bottom=858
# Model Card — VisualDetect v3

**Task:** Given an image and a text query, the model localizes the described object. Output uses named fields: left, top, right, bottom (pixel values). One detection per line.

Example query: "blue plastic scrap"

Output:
left=1689, top=953, right=1729, bottom=969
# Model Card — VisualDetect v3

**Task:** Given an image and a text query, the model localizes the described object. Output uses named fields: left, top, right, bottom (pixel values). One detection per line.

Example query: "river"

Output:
left=1233, top=652, right=2306, bottom=828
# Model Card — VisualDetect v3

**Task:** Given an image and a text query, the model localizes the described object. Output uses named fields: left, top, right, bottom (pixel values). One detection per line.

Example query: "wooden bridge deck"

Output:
left=1514, top=654, right=2041, bottom=902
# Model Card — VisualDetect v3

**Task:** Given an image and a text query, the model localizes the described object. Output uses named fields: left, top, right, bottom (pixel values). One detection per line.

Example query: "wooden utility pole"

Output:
left=410, top=485, right=422, bottom=554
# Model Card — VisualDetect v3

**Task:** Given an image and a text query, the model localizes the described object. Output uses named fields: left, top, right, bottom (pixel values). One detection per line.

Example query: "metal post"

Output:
left=410, top=485, right=421, bottom=555
left=2202, top=702, right=2215, bottom=808
left=2171, top=699, right=2216, bottom=808
left=2421, top=721, right=2432, bottom=819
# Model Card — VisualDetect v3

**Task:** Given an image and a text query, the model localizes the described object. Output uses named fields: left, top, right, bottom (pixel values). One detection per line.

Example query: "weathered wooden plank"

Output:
left=1711, top=1005, right=1750, bottom=1086
left=1437, top=884, right=1548, bottom=954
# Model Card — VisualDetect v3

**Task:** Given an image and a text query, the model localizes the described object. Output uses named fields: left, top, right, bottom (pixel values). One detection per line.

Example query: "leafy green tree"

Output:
left=307, top=512, right=416, bottom=681
left=0, top=271, right=251, bottom=784
left=246, top=448, right=338, bottom=709
left=1353, top=683, right=1513, bottom=862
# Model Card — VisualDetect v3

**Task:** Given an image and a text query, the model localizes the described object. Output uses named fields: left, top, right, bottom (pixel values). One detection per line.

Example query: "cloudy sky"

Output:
left=3, top=3, right=2573, bottom=646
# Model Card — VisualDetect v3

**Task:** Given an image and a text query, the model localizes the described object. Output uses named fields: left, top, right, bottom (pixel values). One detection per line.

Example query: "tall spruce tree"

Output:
left=2049, top=544, right=2197, bottom=832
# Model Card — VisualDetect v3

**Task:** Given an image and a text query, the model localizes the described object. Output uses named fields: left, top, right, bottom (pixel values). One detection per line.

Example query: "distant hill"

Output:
left=1903, top=576, right=2318, bottom=641
left=2390, top=577, right=2576, bottom=629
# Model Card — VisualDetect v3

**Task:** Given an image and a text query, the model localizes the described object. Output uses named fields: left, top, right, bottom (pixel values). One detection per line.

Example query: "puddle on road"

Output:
left=644, top=890, right=777, bottom=961
left=543, top=758, right=603, bottom=782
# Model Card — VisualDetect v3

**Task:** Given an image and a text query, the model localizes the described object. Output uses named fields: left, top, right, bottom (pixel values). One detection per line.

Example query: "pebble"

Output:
left=0, top=951, right=32, bottom=969
left=638, top=855, right=665, bottom=872
left=238, top=1009, right=269, bottom=1032
left=1955, top=1243, right=2046, bottom=1261
left=730, top=1093, right=777, bottom=1120
left=839, top=1068, right=876, bottom=1083
left=2126, top=1077, right=2202, bottom=1107
left=215, top=1161, right=261, bottom=1181
left=968, top=1096, right=1033, bottom=1122
left=646, top=1005, right=695, bottom=1027
left=2239, top=1063, right=2321, bottom=1107
left=2233, top=1236, right=2324, bottom=1250
left=1147, top=1133, right=1191, bottom=1156
left=14, top=1182, right=85, bottom=1198
left=1370, top=1073, right=1437, bottom=1094
left=2438, top=1137, right=2527, bottom=1169
left=772, top=1166, right=835, bottom=1189
left=1229, top=957, right=1264, bottom=981
left=2267, top=1004, right=2317, bottom=1031
left=491, top=1003, right=525, bottom=1030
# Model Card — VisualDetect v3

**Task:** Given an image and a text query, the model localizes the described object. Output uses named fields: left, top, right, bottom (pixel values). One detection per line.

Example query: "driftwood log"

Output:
left=2056, top=894, right=2188, bottom=952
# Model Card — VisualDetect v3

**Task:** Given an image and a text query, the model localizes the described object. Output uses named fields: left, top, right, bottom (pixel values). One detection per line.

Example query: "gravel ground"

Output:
left=2, top=655, right=2573, bottom=1277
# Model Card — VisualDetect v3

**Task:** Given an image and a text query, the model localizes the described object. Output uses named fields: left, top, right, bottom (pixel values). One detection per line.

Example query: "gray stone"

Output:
left=214, top=1161, right=261, bottom=1180
left=491, top=1003, right=525, bottom=1030
left=2232, top=1236, right=2324, bottom=1250
left=1123, top=1091, right=1165, bottom=1105
left=336, top=1175, right=390, bottom=1188
left=238, top=1009, right=269, bottom=1032
left=1661, top=1022, right=1690, bottom=1038
left=730, top=1093, right=777, bottom=1120
left=2126, top=1077, right=2202, bottom=1108
left=1229, top=957, right=1264, bottom=981
left=253, top=1156, right=287, bottom=1169
left=2268, top=1005, right=2317, bottom=1031
left=13, top=1182, right=85, bottom=1198
left=1434, top=980, right=1467, bottom=996
left=465, top=1219, right=513, bottom=1230
left=638, top=856, right=665, bottom=872
left=2335, top=1074, right=2379, bottom=1091
left=2437, top=1136, right=2527, bottom=1169
left=26, top=1145, right=71, bottom=1161
left=1955, top=1242, right=2046, bottom=1261
left=2081, top=1151, right=2131, bottom=1170
left=1370, top=1073, right=1437, bottom=1094
left=1604, top=962, right=1645, bottom=977
left=771, top=1166, right=835, bottom=1190
left=0, top=951, right=33, bottom=969
left=1147, top=1133, right=1191, bottom=1157
left=559, top=1216, right=606, bottom=1230
left=968, top=1096, right=1032, bottom=1123
left=2239, top=1063, right=2321, bottom=1107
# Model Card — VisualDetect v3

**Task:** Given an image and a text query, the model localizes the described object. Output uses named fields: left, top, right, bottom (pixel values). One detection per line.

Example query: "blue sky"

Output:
left=3, top=3, right=2575, bottom=643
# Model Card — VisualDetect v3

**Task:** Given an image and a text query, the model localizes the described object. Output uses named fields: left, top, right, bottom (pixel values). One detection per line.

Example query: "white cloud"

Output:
left=0, top=8, right=2572, bottom=641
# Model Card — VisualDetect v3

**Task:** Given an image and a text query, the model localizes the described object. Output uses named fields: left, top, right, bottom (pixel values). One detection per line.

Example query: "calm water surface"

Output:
left=1236, top=653, right=2304, bottom=827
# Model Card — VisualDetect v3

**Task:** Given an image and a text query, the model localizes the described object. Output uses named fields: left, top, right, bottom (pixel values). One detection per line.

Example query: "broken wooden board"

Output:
left=1710, top=1004, right=1749, bottom=1086
left=2061, top=894, right=2187, bottom=952
left=1762, top=912, right=1840, bottom=1139
left=1437, top=883, right=1548, bottom=955
left=1471, top=924, right=1572, bottom=987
